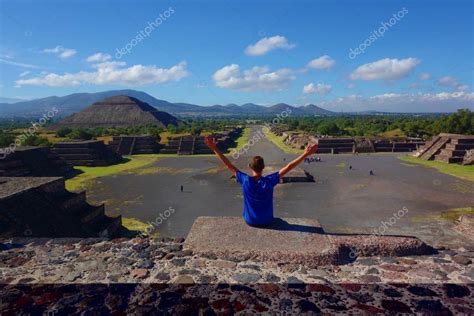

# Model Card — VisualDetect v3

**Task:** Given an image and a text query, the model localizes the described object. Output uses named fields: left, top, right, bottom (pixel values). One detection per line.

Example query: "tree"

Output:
left=0, top=131, right=15, bottom=147
left=20, top=135, right=51, bottom=147
left=67, top=129, right=93, bottom=140
left=167, top=124, right=177, bottom=134
left=56, top=127, right=72, bottom=137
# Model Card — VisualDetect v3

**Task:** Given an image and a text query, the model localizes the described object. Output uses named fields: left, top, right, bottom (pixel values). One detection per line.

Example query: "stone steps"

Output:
left=0, top=177, right=121, bottom=238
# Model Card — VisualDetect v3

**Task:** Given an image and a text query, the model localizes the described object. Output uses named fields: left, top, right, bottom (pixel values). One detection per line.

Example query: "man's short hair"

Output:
left=249, top=156, right=265, bottom=173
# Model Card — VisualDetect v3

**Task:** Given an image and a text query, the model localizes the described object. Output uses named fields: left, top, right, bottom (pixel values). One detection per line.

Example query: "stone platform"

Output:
left=265, top=166, right=314, bottom=183
left=184, top=217, right=435, bottom=267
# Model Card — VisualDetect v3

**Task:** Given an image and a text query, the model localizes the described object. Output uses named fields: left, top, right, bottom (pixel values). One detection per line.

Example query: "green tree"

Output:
left=56, top=127, right=72, bottom=137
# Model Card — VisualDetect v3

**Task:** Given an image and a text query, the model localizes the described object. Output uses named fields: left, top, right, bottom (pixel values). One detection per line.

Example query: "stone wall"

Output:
left=108, top=136, right=160, bottom=155
left=51, top=140, right=123, bottom=166
left=0, top=177, right=121, bottom=238
left=0, top=147, right=74, bottom=177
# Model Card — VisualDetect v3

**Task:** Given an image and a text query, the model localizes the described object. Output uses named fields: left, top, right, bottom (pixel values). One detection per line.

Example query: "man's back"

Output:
left=236, top=170, right=280, bottom=226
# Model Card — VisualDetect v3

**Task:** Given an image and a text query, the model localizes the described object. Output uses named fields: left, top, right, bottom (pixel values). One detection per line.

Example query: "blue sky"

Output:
left=0, top=0, right=472, bottom=112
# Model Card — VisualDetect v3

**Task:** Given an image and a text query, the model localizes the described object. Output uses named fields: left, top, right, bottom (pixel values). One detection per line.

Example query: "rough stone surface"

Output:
left=184, top=216, right=435, bottom=267
left=0, top=236, right=472, bottom=314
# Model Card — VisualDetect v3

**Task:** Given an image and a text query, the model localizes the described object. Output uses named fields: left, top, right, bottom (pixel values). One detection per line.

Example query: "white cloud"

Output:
left=437, top=76, right=457, bottom=86
left=419, top=72, right=431, bottom=80
left=43, top=46, right=77, bottom=59
left=244, top=36, right=295, bottom=56
left=456, top=84, right=469, bottom=92
left=16, top=61, right=188, bottom=87
left=0, top=58, right=40, bottom=69
left=318, top=91, right=474, bottom=113
left=350, top=58, right=420, bottom=81
left=19, top=71, right=31, bottom=77
left=436, top=76, right=470, bottom=92
left=306, top=55, right=336, bottom=70
left=347, top=83, right=356, bottom=89
left=303, top=82, right=332, bottom=95
left=212, top=64, right=295, bottom=92
left=86, top=53, right=111, bottom=63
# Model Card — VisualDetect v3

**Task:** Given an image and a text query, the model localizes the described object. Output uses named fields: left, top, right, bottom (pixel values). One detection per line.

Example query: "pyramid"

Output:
left=55, top=95, right=181, bottom=128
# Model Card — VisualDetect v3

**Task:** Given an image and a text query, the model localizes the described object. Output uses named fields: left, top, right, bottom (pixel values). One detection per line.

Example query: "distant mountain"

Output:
left=300, top=104, right=333, bottom=115
left=0, top=97, right=28, bottom=104
left=55, top=95, right=182, bottom=129
left=0, top=89, right=335, bottom=118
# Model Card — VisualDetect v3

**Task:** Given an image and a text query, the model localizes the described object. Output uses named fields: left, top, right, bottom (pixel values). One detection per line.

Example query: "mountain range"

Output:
left=0, top=89, right=333, bottom=118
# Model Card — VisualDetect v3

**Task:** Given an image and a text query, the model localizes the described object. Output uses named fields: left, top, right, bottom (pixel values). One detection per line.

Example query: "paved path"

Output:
left=87, top=126, right=474, bottom=248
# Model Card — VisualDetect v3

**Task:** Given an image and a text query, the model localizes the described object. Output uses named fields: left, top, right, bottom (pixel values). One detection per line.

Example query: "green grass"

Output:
left=411, top=207, right=474, bottom=223
left=262, top=128, right=303, bottom=154
left=122, top=217, right=160, bottom=238
left=399, top=156, right=474, bottom=182
left=380, top=128, right=406, bottom=138
left=230, top=127, right=252, bottom=153
left=66, top=155, right=163, bottom=191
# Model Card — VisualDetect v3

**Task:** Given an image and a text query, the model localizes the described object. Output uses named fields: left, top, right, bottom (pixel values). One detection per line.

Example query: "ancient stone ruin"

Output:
left=51, top=140, right=123, bottom=166
left=54, top=95, right=181, bottom=128
left=108, top=136, right=161, bottom=155
left=0, top=147, right=74, bottom=177
left=415, top=133, right=474, bottom=164
left=161, top=128, right=242, bottom=155
left=0, top=177, right=121, bottom=238
left=270, top=126, right=425, bottom=154
left=184, top=217, right=435, bottom=267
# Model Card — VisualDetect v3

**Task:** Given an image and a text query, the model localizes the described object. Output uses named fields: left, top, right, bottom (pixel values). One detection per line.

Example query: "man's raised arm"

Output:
left=204, top=136, right=238, bottom=177
left=279, top=142, right=318, bottom=178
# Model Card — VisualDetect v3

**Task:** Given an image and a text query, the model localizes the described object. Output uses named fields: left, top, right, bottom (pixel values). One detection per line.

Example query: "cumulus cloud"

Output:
left=419, top=72, right=431, bottom=80
left=86, top=53, right=112, bottom=63
left=306, top=55, right=336, bottom=70
left=436, top=76, right=470, bottom=92
left=244, top=36, right=295, bottom=56
left=350, top=57, right=420, bottom=81
left=437, top=76, right=457, bottom=86
left=303, top=82, right=332, bottom=95
left=43, top=46, right=77, bottom=59
left=212, top=64, right=295, bottom=92
left=15, top=61, right=189, bottom=87
left=318, top=91, right=473, bottom=113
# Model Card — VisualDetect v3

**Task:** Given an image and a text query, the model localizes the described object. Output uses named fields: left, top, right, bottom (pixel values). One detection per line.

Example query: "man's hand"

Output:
left=303, top=142, right=318, bottom=157
left=204, top=136, right=218, bottom=151
left=279, top=141, right=318, bottom=178
left=205, top=135, right=237, bottom=176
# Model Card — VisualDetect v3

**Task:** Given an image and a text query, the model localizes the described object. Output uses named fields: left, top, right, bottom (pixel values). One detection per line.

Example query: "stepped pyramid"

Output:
left=415, top=133, right=474, bottom=164
left=55, top=95, right=181, bottom=128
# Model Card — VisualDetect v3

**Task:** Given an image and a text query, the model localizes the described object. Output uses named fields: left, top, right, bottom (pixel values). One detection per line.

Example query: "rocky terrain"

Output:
left=1, top=237, right=473, bottom=314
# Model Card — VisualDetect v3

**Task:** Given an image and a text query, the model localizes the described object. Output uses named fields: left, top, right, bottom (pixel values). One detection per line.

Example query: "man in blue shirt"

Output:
left=205, top=136, right=318, bottom=226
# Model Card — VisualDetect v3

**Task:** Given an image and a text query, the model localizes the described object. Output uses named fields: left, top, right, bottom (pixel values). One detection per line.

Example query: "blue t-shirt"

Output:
left=236, top=170, right=280, bottom=225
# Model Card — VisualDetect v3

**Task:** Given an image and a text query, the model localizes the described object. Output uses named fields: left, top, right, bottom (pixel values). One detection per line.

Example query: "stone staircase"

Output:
left=51, top=140, right=123, bottom=166
left=435, top=137, right=474, bottom=163
left=415, top=133, right=474, bottom=164
left=0, top=147, right=74, bottom=177
left=108, top=136, right=160, bottom=155
left=316, top=138, right=354, bottom=154
left=0, top=177, right=121, bottom=238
